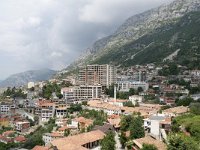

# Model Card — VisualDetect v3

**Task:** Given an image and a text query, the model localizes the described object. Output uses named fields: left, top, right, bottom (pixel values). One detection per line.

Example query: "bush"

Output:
left=141, top=144, right=158, bottom=150
left=190, top=102, right=200, bottom=115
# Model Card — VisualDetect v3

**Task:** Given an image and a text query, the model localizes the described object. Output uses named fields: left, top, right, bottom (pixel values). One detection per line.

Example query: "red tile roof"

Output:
left=14, top=136, right=26, bottom=142
left=32, top=145, right=49, bottom=150
left=2, top=130, right=15, bottom=137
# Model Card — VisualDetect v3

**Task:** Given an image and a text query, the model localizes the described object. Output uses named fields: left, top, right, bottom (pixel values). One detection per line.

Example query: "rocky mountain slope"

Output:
left=67, top=0, right=200, bottom=70
left=94, top=11, right=200, bottom=68
left=0, top=69, right=56, bottom=88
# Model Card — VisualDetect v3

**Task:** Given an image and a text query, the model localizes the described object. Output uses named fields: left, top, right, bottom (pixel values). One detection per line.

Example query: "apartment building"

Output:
left=40, top=102, right=55, bottom=122
left=0, top=102, right=15, bottom=114
left=55, top=106, right=67, bottom=118
left=61, top=85, right=102, bottom=102
left=0, top=103, right=10, bottom=114
left=15, top=121, right=30, bottom=132
left=117, top=80, right=149, bottom=92
left=78, top=64, right=116, bottom=87
left=43, top=132, right=63, bottom=146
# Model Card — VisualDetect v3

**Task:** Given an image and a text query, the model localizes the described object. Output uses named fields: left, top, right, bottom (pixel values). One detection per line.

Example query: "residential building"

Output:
left=39, top=101, right=55, bottom=122
left=159, top=97, right=175, bottom=105
left=61, top=85, right=102, bottom=102
left=55, top=118, right=68, bottom=127
left=117, top=80, right=149, bottom=92
left=162, top=106, right=189, bottom=117
left=43, top=132, right=63, bottom=146
left=0, top=102, right=11, bottom=114
left=129, top=95, right=143, bottom=105
left=87, top=100, right=122, bottom=115
left=0, top=135, right=13, bottom=144
left=108, top=99, right=128, bottom=107
left=132, top=136, right=167, bottom=150
left=72, top=117, right=93, bottom=131
left=190, top=70, right=200, bottom=77
left=55, top=106, right=67, bottom=118
left=191, top=94, right=200, bottom=101
left=57, top=126, right=77, bottom=136
left=51, top=130, right=105, bottom=150
left=57, top=126, right=69, bottom=136
left=107, top=115, right=121, bottom=130
left=93, top=123, right=115, bottom=134
left=143, top=114, right=171, bottom=140
left=78, top=64, right=116, bottom=87
left=138, top=70, right=147, bottom=82
left=14, top=136, right=26, bottom=143
left=87, top=100, right=160, bottom=116
left=2, top=130, right=15, bottom=137
left=15, top=121, right=30, bottom=132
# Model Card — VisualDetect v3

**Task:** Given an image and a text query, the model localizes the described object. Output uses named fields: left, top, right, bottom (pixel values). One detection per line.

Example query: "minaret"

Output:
left=114, top=84, right=117, bottom=102
left=139, top=70, right=141, bottom=82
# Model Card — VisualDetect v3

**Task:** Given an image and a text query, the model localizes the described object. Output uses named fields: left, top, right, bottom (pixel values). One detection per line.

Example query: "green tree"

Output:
left=23, top=119, right=56, bottom=149
left=68, top=104, right=82, bottom=113
left=117, top=92, right=129, bottom=99
left=141, top=144, right=158, bottom=150
left=64, top=129, right=70, bottom=136
left=120, top=115, right=133, bottom=131
left=101, top=132, right=116, bottom=150
left=29, top=87, right=35, bottom=91
left=82, top=101, right=88, bottom=105
left=129, top=116, right=145, bottom=139
left=41, top=82, right=62, bottom=99
left=171, top=119, right=180, bottom=133
left=105, top=85, right=114, bottom=97
left=123, top=101, right=134, bottom=107
left=34, top=116, right=39, bottom=125
left=129, top=88, right=135, bottom=96
left=119, top=132, right=127, bottom=148
left=176, top=97, right=193, bottom=106
left=137, top=87, right=144, bottom=93
left=167, top=134, right=199, bottom=150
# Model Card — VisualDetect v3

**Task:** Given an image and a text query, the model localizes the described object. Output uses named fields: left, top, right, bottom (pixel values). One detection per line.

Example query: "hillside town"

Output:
left=0, top=63, right=200, bottom=150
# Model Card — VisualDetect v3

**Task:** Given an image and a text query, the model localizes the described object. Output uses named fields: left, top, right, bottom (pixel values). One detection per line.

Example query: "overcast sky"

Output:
left=0, top=0, right=173, bottom=79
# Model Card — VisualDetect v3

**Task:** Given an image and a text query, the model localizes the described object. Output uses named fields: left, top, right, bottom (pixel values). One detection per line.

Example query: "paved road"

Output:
left=115, top=132, right=124, bottom=150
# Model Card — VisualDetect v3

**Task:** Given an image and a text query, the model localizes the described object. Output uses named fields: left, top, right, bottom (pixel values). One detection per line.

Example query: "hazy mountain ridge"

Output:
left=0, top=69, right=57, bottom=88
left=66, top=0, right=200, bottom=70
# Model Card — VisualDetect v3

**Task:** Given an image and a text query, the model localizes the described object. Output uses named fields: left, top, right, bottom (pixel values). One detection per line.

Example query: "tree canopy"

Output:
left=141, top=144, right=158, bottom=150
left=167, top=133, right=199, bottom=150
left=100, top=131, right=116, bottom=150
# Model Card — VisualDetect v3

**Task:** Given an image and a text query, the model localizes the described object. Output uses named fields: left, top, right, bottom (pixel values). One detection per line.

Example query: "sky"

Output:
left=0, top=0, right=173, bottom=79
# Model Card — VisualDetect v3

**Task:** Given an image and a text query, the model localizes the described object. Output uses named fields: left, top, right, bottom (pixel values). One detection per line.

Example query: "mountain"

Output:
left=66, top=0, right=200, bottom=71
left=0, top=69, right=57, bottom=88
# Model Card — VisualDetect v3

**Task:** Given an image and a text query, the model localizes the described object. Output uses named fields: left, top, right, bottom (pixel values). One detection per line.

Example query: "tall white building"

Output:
left=61, top=85, right=102, bottom=102
left=37, top=101, right=56, bottom=122
left=78, top=64, right=116, bottom=87
left=144, top=115, right=166, bottom=139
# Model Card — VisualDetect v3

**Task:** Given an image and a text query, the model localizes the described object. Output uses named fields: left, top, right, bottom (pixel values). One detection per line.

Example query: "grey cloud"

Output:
left=0, top=0, right=173, bottom=79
